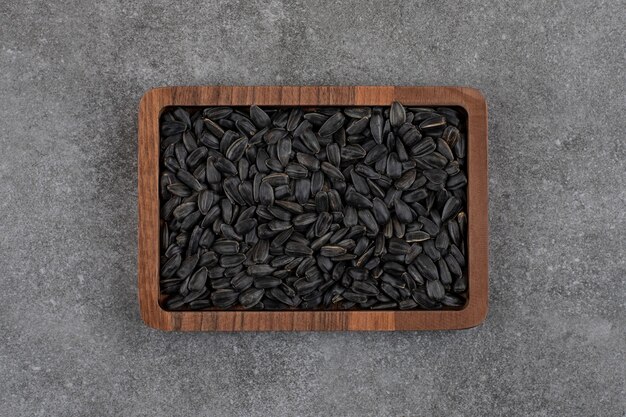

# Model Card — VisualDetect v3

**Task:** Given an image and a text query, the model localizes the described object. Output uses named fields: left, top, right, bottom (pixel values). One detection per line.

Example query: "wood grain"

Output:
left=138, top=86, right=488, bottom=331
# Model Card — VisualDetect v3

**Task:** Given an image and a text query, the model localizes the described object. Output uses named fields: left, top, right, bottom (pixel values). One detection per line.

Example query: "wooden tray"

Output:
left=138, top=86, right=488, bottom=331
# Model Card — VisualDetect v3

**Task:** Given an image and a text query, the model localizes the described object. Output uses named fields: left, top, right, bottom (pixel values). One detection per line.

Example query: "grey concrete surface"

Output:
left=1, top=0, right=624, bottom=416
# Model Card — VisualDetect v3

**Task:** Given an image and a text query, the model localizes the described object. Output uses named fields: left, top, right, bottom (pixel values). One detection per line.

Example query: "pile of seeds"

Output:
left=159, top=102, right=468, bottom=310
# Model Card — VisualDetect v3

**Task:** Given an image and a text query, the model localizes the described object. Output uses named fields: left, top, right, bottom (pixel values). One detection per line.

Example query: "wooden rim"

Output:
left=138, top=86, right=488, bottom=331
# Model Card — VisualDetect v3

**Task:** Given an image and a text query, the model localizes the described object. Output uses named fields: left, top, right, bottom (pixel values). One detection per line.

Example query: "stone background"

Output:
left=1, top=0, right=624, bottom=415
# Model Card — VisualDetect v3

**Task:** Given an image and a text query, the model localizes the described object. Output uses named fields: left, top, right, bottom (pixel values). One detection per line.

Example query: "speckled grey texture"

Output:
left=1, top=0, right=624, bottom=416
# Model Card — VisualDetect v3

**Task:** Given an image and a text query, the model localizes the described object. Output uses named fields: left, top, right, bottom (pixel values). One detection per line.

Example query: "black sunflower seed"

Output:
left=197, top=190, right=214, bottom=215
left=423, top=168, right=447, bottom=184
left=345, top=107, right=371, bottom=118
left=326, top=143, right=341, bottom=167
left=249, top=105, right=271, bottom=128
left=345, top=117, right=369, bottom=135
left=390, top=101, right=405, bottom=127
left=426, top=279, right=445, bottom=301
left=367, top=108, right=383, bottom=143
left=386, top=153, right=402, bottom=179
left=394, top=169, right=415, bottom=191
left=321, top=161, right=344, bottom=181
left=320, top=245, right=347, bottom=257
left=204, top=107, right=233, bottom=120
left=214, top=156, right=238, bottom=176
left=224, top=136, right=247, bottom=162
left=252, top=276, right=281, bottom=289
left=345, top=189, right=373, bottom=209
left=442, top=293, right=466, bottom=307
left=406, top=230, right=430, bottom=242
left=318, top=111, right=345, bottom=137
left=416, top=254, right=439, bottom=281
left=176, top=253, right=200, bottom=279
left=423, top=239, right=440, bottom=261
left=229, top=272, right=253, bottom=291
left=393, top=199, right=413, bottom=223
left=212, top=239, right=239, bottom=255
left=186, top=267, right=208, bottom=292
left=285, top=163, right=307, bottom=179
left=294, top=179, right=311, bottom=205
left=435, top=229, right=450, bottom=250
left=371, top=198, right=391, bottom=225
left=402, top=188, right=428, bottom=203
left=437, top=258, right=452, bottom=285
left=186, top=146, right=208, bottom=167
left=293, top=212, right=317, bottom=228
left=314, top=212, right=332, bottom=237
left=258, top=182, right=274, bottom=206
left=352, top=281, right=379, bottom=295
left=295, top=152, right=320, bottom=171
left=177, top=170, right=204, bottom=192
left=340, top=144, right=366, bottom=160
left=161, top=254, right=182, bottom=278
left=301, top=128, right=321, bottom=153
left=419, top=116, right=446, bottom=130
left=285, top=241, right=313, bottom=256
left=209, top=289, right=237, bottom=308
left=411, top=137, right=436, bottom=157
left=357, top=209, right=379, bottom=234
left=327, top=189, right=343, bottom=212
left=277, top=136, right=292, bottom=167
left=388, top=237, right=410, bottom=255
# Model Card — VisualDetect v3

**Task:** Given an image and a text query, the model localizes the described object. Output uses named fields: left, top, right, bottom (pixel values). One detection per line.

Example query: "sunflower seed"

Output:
left=321, top=161, right=344, bottom=181
left=371, top=198, right=390, bottom=225
left=345, top=117, right=369, bottom=135
left=406, top=230, right=430, bottom=242
left=386, top=153, right=402, bottom=179
left=388, top=237, right=410, bottom=255
left=285, top=241, right=313, bottom=256
left=320, top=245, right=347, bottom=257
left=345, top=189, right=373, bottom=209
left=294, top=277, right=322, bottom=295
left=212, top=239, right=239, bottom=255
left=416, top=254, right=439, bottom=281
left=435, top=230, right=450, bottom=250
left=208, top=289, right=237, bottom=308
left=173, top=202, right=197, bottom=219
left=426, top=279, right=445, bottom=301
left=177, top=170, right=204, bottom=192
left=292, top=179, right=309, bottom=205
left=423, top=168, right=447, bottom=184
left=204, top=107, right=232, bottom=120
left=370, top=109, right=384, bottom=144
left=187, top=267, right=208, bottom=291
left=420, top=116, right=446, bottom=130
left=423, top=239, right=441, bottom=261
left=390, top=101, right=405, bottom=127
left=327, top=190, right=343, bottom=212
left=318, top=111, right=345, bottom=136
left=395, top=169, right=416, bottom=190
left=358, top=209, right=379, bottom=234
left=258, top=181, right=274, bottom=206
left=393, top=199, right=414, bottom=223
left=176, top=253, right=199, bottom=279
left=345, top=107, right=371, bottom=118
left=161, top=254, right=182, bottom=278
left=314, top=212, right=332, bottom=237
left=214, top=156, right=238, bottom=176
left=402, top=188, right=428, bottom=203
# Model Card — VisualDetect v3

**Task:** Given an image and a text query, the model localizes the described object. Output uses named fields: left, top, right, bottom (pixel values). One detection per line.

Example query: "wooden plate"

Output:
left=138, top=86, right=488, bottom=331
